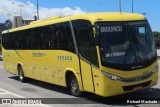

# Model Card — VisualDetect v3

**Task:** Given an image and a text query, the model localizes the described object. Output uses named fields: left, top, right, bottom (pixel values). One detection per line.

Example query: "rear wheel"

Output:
left=69, top=74, right=82, bottom=97
left=18, top=66, right=26, bottom=82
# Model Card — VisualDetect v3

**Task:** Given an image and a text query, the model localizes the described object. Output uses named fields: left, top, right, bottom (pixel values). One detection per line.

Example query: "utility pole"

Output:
left=37, top=0, right=39, bottom=20
left=132, top=0, right=134, bottom=13
left=118, top=0, right=121, bottom=13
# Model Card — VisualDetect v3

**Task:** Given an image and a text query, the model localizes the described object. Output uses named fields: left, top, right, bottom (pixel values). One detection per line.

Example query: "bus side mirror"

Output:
left=88, top=24, right=100, bottom=46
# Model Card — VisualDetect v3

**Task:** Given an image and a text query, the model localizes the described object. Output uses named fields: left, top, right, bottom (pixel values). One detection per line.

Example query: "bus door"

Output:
left=78, top=27, right=99, bottom=93
left=71, top=20, right=99, bottom=93
left=78, top=27, right=93, bottom=92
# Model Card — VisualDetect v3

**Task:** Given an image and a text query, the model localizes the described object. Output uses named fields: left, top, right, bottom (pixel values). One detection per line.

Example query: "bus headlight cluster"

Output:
left=102, top=65, right=158, bottom=82
left=151, top=65, right=158, bottom=73
left=102, top=71, right=122, bottom=80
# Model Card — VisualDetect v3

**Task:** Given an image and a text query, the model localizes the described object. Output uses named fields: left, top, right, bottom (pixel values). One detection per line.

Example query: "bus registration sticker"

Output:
left=133, top=85, right=142, bottom=91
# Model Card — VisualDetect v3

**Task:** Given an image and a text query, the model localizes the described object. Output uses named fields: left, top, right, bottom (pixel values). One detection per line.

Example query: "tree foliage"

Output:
left=153, top=31, right=160, bottom=48
left=153, top=31, right=160, bottom=37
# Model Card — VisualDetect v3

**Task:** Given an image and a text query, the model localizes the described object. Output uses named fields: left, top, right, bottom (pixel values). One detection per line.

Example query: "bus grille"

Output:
left=120, top=72, right=153, bottom=82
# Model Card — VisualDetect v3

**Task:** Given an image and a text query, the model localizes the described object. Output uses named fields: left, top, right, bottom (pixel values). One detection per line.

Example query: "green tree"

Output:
left=153, top=31, right=160, bottom=48
left=153, top=31, right=160, bottom=37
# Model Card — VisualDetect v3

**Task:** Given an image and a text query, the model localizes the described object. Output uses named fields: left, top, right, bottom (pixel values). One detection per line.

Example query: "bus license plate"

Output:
left=133, top=86, right=142, bottom=91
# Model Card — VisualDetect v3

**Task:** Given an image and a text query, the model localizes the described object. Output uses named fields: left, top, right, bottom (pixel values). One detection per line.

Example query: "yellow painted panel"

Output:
left=80, top=59, right=94, bottom=92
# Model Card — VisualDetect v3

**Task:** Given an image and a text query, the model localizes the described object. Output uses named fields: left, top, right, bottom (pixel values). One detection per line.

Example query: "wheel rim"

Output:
left=71, top=78, right=79, bottom=95
left=19, top=68, right=23, bottom=81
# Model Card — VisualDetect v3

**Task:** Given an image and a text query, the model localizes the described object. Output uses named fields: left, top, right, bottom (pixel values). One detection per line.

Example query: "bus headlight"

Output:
left=102, top=71, right=122, bottom=80
left=151, top=65, right=158, bottom=73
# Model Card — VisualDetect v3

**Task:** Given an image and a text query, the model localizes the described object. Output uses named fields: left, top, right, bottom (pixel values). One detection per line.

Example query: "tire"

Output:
left=18, top=66, right=26, bottom=82
left=69, top=74, right=82, bottom=97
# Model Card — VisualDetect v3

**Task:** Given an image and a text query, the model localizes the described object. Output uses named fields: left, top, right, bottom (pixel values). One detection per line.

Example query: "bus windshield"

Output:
left=97, top=21, right=157, bottom=71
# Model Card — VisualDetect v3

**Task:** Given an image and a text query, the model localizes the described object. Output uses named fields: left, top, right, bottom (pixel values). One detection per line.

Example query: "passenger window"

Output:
left=72, top=20, right=99, bottom=67
left=78, top=28, right=90, bottom=60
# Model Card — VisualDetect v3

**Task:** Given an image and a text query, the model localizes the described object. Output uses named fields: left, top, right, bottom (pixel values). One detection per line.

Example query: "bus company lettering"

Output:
left=32, top=52, right=46, bottom=57
left=58, top=56, right=72, bottom=61
left=101, top=26, right=122, bottom=32
left=105, top=52, right=125, bottom=58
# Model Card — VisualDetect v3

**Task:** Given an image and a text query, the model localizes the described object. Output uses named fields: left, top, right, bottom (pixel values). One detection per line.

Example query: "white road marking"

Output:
left=0, top=88, right=24, bottom=98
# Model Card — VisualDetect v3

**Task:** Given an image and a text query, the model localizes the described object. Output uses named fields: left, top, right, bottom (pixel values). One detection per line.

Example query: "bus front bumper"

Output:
left=97, top=70, right=158, bottom=97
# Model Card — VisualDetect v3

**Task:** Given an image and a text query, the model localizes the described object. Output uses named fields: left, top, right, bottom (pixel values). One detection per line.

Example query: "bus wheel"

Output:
left=69, top=74, right=81, bottom=97
left=18, top=66, right=25, bottom=82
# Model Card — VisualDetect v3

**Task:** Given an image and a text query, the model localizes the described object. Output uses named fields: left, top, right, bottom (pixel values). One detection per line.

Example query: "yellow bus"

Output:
left=1, top=12, right=158, bottom=97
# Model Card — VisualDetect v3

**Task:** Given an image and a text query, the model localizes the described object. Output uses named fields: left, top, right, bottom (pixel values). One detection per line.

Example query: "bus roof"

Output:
left=71, top=12, right=145, bottom=22
left=2, top=12, right=146, bottom=34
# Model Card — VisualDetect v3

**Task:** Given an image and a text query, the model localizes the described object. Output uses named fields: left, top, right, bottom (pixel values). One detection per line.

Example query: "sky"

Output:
left=0, top=0, right=160, bottom=31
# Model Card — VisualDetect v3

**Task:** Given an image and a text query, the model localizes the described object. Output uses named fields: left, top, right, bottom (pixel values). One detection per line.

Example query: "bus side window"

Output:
left=55, top=24, right=61, bottom=49
left=90, top=29, right=99, bottom=67
left=78, top=28, right=90, bottom=60
left=49, top=25, right=55, bottom=48
left=61, top=23, right=67, bottom=49
left=25, top=30, right=30, bottom=49
left=72, top=20, right=99, bottom=67
left=36, top=27, right=41, bottom=49
left=2, top=34, right=7, bottom=49
left=39, top=27, right=45, bottom=49
left=67, top=23, right=75, bottom=53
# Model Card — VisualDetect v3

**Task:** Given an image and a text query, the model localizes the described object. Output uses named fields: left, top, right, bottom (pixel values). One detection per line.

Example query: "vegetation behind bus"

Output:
left=153, top=31, right=160, bottom=48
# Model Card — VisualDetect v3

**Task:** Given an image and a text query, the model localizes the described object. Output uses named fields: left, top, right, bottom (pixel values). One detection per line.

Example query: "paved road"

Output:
left=0, top=61, right=160, bottom=107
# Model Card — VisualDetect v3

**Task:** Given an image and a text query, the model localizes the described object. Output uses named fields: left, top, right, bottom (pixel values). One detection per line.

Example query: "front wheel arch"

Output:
left=66, top=71, right=82, bottom=96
